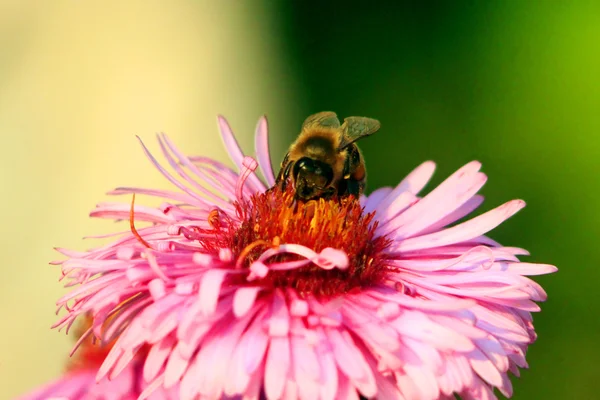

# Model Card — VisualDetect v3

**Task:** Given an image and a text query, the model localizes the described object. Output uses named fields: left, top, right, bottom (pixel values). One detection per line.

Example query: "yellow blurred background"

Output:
left=0, top=2, right=298, bottom=398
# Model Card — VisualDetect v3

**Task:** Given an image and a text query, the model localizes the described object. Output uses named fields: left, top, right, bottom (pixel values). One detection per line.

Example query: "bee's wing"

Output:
left=339, top=116, right=380, bottom=149
left=302, top=111, right=341, bottom=130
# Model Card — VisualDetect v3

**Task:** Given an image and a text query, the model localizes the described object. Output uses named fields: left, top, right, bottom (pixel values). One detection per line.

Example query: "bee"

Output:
left=274, top=111, right=380, bottom=200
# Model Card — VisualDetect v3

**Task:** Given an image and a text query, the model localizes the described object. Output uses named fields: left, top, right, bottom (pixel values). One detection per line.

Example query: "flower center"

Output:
left=207, top=187, right=392, bottom=297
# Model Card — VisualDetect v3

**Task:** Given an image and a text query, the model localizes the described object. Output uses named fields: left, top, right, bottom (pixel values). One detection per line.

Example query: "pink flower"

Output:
left=51, top=115, right=555, bottom=400
left=17, top=316, right=178, bottom=400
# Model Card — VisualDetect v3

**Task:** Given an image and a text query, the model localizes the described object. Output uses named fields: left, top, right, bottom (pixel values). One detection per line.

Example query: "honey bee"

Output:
left=274, top=111, right=380, bottom=200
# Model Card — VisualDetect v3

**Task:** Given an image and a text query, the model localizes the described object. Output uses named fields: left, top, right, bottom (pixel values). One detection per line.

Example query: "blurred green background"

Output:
left=1, top=1, right=598, bottom=399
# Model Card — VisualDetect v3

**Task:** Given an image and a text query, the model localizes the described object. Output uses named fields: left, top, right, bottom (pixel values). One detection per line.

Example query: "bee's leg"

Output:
left=280, top=162, right=293, bottom=191
left=346, top=179, right=362, bottom=199
left=273, top=158, right=293, bottom=192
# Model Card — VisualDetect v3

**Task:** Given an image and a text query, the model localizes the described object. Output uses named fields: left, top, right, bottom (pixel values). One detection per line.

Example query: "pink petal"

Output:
left=313, top=248, right=349, bottom=270
left=363, top=186, right=393, bottom=213
left=268, top=291, right=290, bottom=337
left=163, top=342, right=192, bottom=388
left=264, top=336, right=291, bottom=400
left=136, top=136, right=210, bottom=205
left=316, top=337, right=339, bottom=400
left=469, top=348, right=504, bottom=387
left=254, top=115, right=276, bottom=187
left=291, top=333, right=321, bottom=400
left=391, top=311, right=475, bottom=352
left=233, top=287, right=262, bottom=317
left=389, top=163, right=487, bottom=239
left=225, top=308, right=269, bottom=395
left=396, top=199, right=526, bottom=252
left=217, top=115, right=265, bottom=194
left=336, top=374, right=360, bottom=400
left=199, top=269, right=227, bottom=315
left=143, top=335, right=176, bottom=382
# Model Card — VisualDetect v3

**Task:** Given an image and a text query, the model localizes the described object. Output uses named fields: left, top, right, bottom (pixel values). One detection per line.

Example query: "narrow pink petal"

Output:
left=420, top=194, right=485, bottom=235
left=241, top=360, right=265, bottom=400
left=233, top=287, right=262, bottom=317
left=386, top=161, right=485, bottom=233
left=242, top=308, right=270, bottom=374
left=430, top=315, right=488, bottom=340
left=109, top=346, right=139, bottom=380
left=365, top=289, right=476, bottom=312
left=91, top=202, right=176, bottom=224
left=217, top=115, right=265, bottom=193
left=100, top=364, right=137, bottom=399
left=282, top=380, right=299, bottom=400
left=395, top=371, right=422, bottom=400
left=268, top=290, right=290, bottom=337
left=402, top=337, right=443, bottom=372
left=390, top=311, right=475, bottom=352
left=461, top=375, right=497, bottom=400
left=404, top=365, right=440, bottom=400
left=313, top=248, right=349, bottom=270
left=453, top=355, right=476, bottom=391
left=199, top=269, right=227, bottom=315
left=316, top=338, right=339, bottom=400
left=326, top=329, right=377, bottom=398
left=341, top=302, right=400, bottom=351
left=178, top=352, right=202, bottom=400
left=163, top=342, right=192, bottom=388
left=194, top=313, right=255, bottom=398
left=264, top=336, right=291, bottom=400
left=375, top=192, right=419, bottom=234
left=254, top=115, right=276, bottom=186
left=469, top=348, right=504, bottom=387
left=217, top=115, right=245, bottom=168
left=371, top=372, right=404, bottom=400
left=291, top=332, right=321, bottom=400
left=158, top=134, right=235, bottom=208
left=138, top=375, right=165, bottom=400
left=390, top=168, right=487, bottom=239
left=136, top=136, right=210, bottom=204
left=178, top=297, right=232, bottom=347
left=109, top=186, right=200, bottom=206
left=363, top=187, right=393, bottom=213
left=475, top=336, right=509, bottom=373
left=371, top=160, right=436, bottom=218
left=96, top=344, right=124, bottom=381
left=498, top=371, right=514, bottom=397
left=225, top=308, right=269, bottom=395
left=143, top=335, right=176, bottom=382
left=15, top=372, right=94, bottom=400
left=398, top=160, right=437, bottom=194
left=325, top=328, right=366, bottom=380
left=361, top=351, right=405, bottom=400
left=336, top=374, right=360, bottom=400
left=492, top=262, right=558, bottom=276
left=396, top=199, right=526, bottom=252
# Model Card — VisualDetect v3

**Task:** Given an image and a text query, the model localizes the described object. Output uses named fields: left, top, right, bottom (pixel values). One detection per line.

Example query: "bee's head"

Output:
left=292, top=157, right=334, bottom=200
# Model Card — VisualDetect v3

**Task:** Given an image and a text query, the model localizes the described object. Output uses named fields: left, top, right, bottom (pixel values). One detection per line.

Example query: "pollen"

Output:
left=226, top=186, right=393, bottom=297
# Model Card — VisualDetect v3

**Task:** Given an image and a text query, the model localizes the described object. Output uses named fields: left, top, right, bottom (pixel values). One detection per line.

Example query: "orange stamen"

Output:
left=130, top=194, right=152, bottom=249
left=235, top=240, right=273, bottom=268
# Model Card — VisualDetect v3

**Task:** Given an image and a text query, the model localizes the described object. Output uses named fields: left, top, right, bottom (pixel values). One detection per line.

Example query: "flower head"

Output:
left=52, top=115, right=555, bottom=400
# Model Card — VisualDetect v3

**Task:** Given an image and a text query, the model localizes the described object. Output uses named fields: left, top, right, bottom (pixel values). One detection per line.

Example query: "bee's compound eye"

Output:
left=293, top=157, right=333, bottom=187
